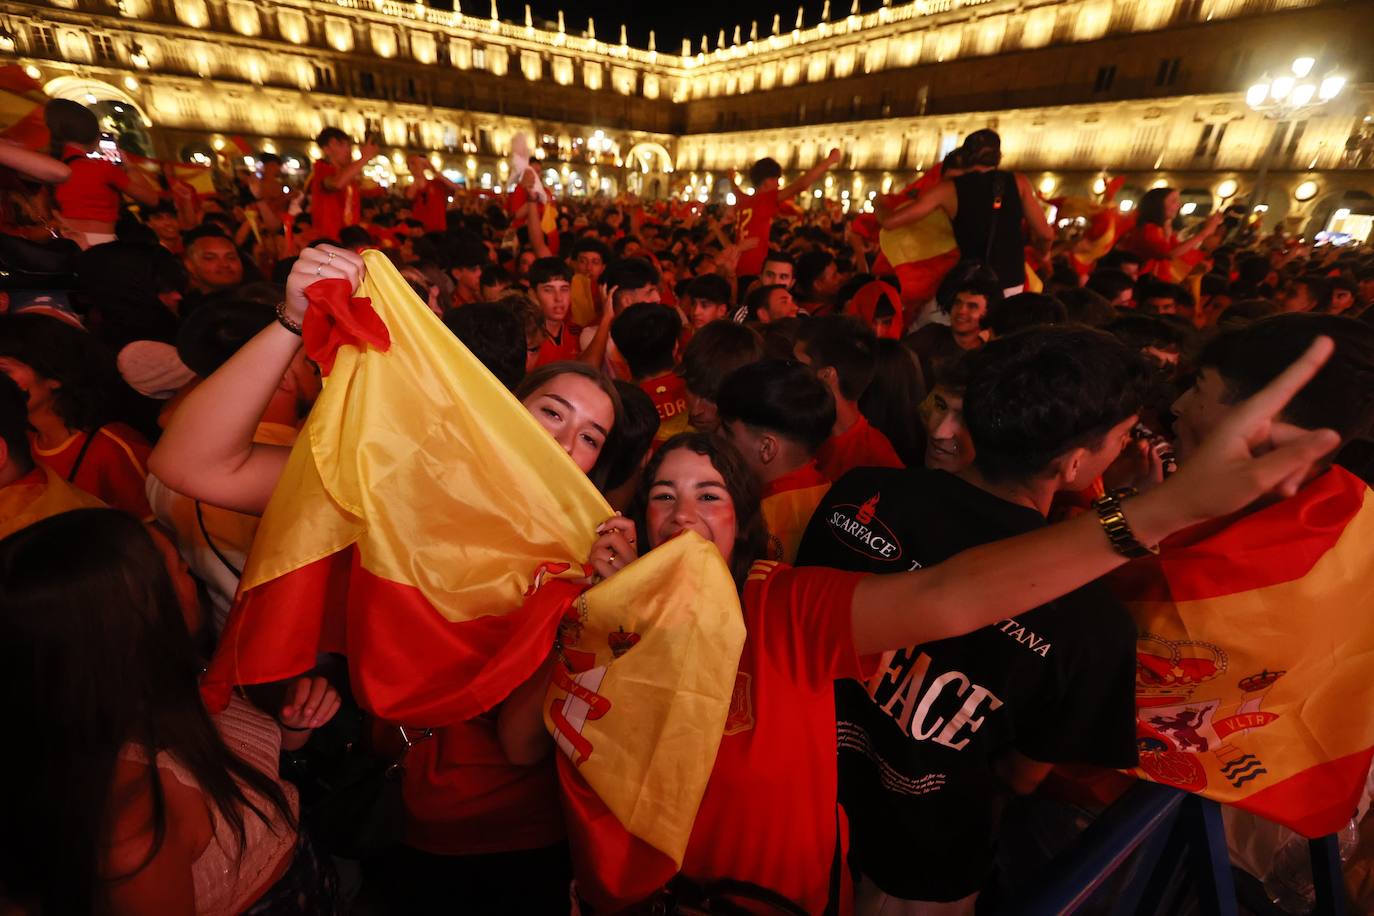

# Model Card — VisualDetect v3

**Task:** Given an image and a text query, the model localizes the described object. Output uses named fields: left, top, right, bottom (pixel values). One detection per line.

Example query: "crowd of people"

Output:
left=2, top=97, right=1373, bottom=916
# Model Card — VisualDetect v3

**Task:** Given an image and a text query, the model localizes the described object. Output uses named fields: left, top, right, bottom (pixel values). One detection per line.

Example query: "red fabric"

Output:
left=815, top=416, right=904, bottom=482
left=847, top=280, right=904, bottom=339
left=0, top=66, right=50, bottom=149
left=1107, top=468, right=1361, bottom=604
left=30, top=424, right=151, bottom=519
left=201, top=549, right=581, bottom=726
left=566, top=563, right=865, bottom=913
left=308, top=160, right=358, bottom=241
left=54, top=145, right=129, bottom=222
left=1239, top=748, right=1374, bottom=838
left=762, top=461, right=830, bottom=499
left=403, top=717, right=566, bottom=855
left=532, top=323, right=581, bottom=367
left=509, top=185, right=560, bottom=254
left=892, top=250, right=962, bottom=307
left=411, top=178, right=448, bottom=234
left=228, top=135, right=253, bottom=156
left=301, top=278, right=391, bottom=376
left=735, top=188, right=780, bottom=277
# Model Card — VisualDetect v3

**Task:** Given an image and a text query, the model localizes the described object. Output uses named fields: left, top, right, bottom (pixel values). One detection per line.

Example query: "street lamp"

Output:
left=1245, top=56, right=1346, bottom=213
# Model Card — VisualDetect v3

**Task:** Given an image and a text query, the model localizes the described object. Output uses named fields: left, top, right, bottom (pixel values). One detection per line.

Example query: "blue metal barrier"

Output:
left=1004, top=785, right=1349, bottom=916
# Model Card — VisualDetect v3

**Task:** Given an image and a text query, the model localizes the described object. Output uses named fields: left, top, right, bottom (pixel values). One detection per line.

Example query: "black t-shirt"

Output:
left=795, top=467, right=1137, bottom=902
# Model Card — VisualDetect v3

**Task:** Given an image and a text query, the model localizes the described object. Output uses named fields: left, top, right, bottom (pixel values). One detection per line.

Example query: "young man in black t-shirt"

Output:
left=796, top=326, right=1150, bottom=912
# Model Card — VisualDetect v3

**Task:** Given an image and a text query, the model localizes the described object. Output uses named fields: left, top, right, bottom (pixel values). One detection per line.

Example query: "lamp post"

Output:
left=1244, top=57, right=1345, bottom=218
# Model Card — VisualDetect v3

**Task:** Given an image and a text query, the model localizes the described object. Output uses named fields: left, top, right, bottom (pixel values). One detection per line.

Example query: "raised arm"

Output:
left=148, top=246, right=364, bottom=514
left=324, top=142, right=377, bottom=191
left=525, top=200, right=553, bottom=258
left=121, top=161, right=163, bottom=207
left=0, top=139, right=70, bottom=184
left=1016, top=173, right=1055, bottom=244
left=850, top=337, right=1340, bottom=655
left=879, top=180, right=956, bottom=230
left=779, top=148, right=843, bottom=203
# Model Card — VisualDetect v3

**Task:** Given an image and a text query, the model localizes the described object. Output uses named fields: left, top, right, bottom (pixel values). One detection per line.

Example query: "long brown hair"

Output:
left=0, top=510, right=297, bottom=915
left=631, top=432, right=770, bottom=591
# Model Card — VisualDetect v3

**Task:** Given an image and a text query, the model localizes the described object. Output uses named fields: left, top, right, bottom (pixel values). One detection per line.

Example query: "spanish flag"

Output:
left=0, top=65, right=50, bottom=149
left=1113, top=466, right=1374, bottom=837
left=546, top=531, right=745, bottom=908
left=877, top=166, right=962, bottom=307
left=201, top=250, right=612, bottom=726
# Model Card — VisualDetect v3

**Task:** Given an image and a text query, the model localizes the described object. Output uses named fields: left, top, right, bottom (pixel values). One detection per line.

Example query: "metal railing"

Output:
left=1005, top=783, right=1349, bottom=916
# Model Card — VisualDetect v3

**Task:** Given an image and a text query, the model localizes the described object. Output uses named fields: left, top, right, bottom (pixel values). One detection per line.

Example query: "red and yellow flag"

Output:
left=201, top=251, right=612, bottom=725
left=1113, top=467, right=1374, bottom=837
left=0, top=66, right=50, bottom=149
left=546, top=531, right=744, bottom=908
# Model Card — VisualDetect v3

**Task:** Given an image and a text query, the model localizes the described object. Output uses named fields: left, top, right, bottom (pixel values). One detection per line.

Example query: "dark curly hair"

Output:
left=0, top=314, right=122, bottom=433
left=963, top=325, right=1150, bottom=482
left=631, top=432, right=769, bottom=592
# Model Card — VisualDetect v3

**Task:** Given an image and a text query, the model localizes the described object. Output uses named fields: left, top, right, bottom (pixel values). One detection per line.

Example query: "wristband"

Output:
left=1092, top=487, right=1160, bottom=559
left=275, top=300, right=303, bottom=336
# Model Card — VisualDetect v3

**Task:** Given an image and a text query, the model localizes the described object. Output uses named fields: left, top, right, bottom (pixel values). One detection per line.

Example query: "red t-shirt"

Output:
left=30, top=423, right=153, bottom=519
left=735, top=188, right=780, bottom=277
left=679, top=562, right=867, bottom=912
left=638, top=371, right=690, bottom=448
left=412, top=178, right=448, bottom=234
left=308, top=160, right=359, bottom=241
left=532, top=323, right=582, bottom=367
left=815, top=416, right=905, bottom=482
left=55, top=145, right=130, bottom=222
left=402, top=714, right=566, bottom=855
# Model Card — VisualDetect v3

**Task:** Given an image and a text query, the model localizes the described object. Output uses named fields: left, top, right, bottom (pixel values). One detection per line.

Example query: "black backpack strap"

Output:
left=196, top=500, right=243, bottom=578
left=66, top=426, right=102, bottom=483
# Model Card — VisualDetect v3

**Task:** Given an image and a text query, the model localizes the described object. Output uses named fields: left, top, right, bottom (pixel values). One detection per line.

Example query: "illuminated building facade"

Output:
left=3, top=0, right=1372, bottom=233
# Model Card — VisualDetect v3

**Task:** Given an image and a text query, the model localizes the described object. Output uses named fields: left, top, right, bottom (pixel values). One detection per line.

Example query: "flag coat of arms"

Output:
left=1112, top=467, right=1374, bottom=837
left=546, top=531, right=745, bottom=903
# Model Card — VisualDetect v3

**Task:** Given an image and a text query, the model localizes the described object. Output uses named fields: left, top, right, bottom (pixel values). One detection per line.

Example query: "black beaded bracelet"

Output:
left=275, top=301, right=303, bottom=336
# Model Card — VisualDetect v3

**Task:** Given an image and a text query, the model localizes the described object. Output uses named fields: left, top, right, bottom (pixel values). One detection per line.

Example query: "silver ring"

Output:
left=326, top=251, right=337, bottom=261
left=314, top=265, right=323, bottom=276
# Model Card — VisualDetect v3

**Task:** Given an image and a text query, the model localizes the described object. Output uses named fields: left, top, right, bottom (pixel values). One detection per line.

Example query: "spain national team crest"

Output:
left=1134, top=634, right=1284, bottom=792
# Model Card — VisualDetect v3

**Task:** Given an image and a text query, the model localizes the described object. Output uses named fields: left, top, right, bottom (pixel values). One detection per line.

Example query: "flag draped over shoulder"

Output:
left=546, top=531, right=745, bottom=908
left=201, top=250, right=612, bottom=726
left=1112, top=467, right=1374, bottom=837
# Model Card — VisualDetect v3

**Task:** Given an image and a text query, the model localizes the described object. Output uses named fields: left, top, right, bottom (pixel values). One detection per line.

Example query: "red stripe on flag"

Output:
left=1232, top=747, right=1374, bottom=838
left=1114, top=468, right=1366, bottom=603
left=202, top=547, right=580, bottom=726
left=557, top=753, right=679, bottom=910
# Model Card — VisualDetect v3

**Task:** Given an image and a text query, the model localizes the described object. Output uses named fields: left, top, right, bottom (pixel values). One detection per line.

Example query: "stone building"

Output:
left=4, top=0, right=1372, bottom=233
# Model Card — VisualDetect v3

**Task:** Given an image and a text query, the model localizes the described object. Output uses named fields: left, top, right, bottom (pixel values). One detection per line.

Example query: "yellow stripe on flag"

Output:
left=243, top=249, right=610, bottom=619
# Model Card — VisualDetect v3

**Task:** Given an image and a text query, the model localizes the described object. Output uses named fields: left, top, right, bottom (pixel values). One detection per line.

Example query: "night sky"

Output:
left=431, top=0, right=888, bottom=51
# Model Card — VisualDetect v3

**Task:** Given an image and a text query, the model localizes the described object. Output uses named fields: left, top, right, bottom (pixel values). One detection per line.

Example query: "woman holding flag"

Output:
left=154, top=247, right=1340, bottom=913
left=150, top=245, right=634, bottom=910
left=499, top=338, right=1343, bottom=912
